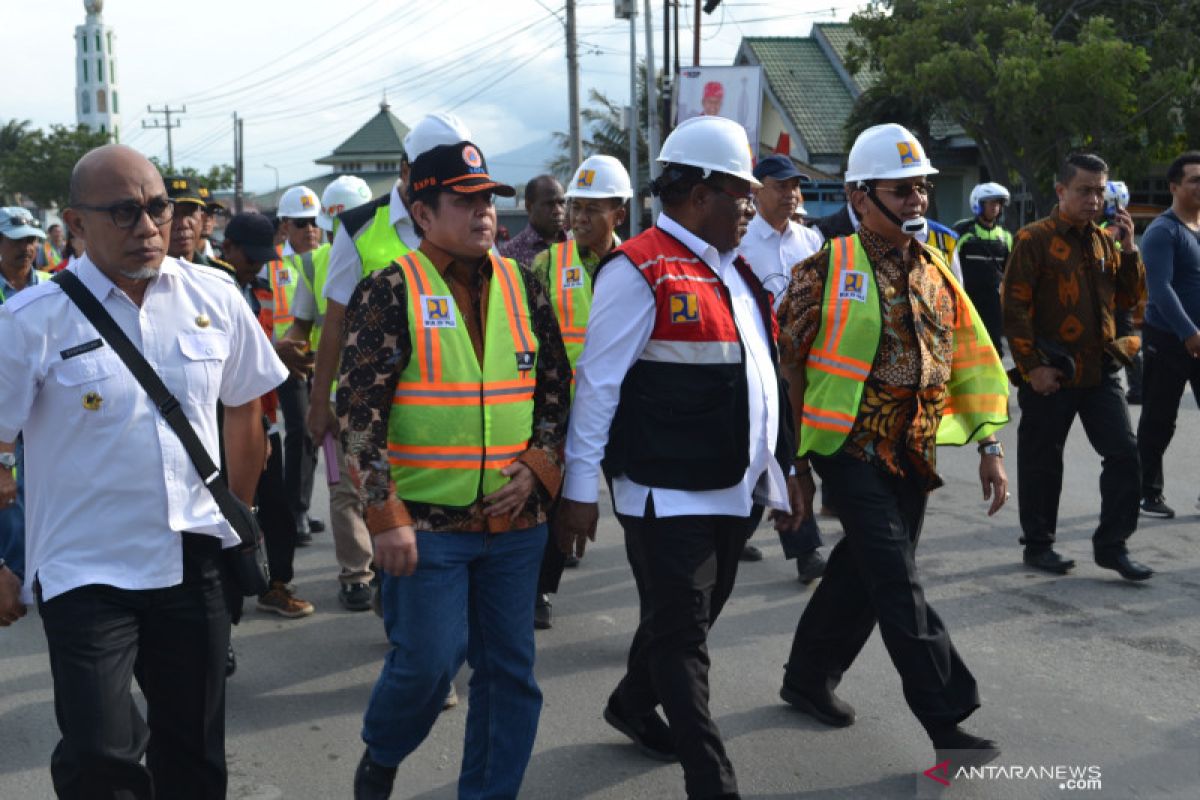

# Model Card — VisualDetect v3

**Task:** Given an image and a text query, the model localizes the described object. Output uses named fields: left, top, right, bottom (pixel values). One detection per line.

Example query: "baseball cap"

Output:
left=753, top=154, right=808, bottom=183
left=403, top=112, right=472, bottom=163
left=408, top=142, right=515, bottom=199
left=222, top=212, right=278, bottom=264
left=165, top=175, right=207, bottom=207
left=0, top=207, right=47, bottom=240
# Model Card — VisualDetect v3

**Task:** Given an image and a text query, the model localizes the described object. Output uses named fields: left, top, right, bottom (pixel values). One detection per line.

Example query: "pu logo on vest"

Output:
left=277, top=268, right=292, bottom=286
left=896, top=141, right=921, bottom=167
left=669, top=292, right=700, bottom=323
left=422, top=296, right=456, bottom=328
left=576, top=169, right=595, bottom=188
left=562, top=265, right=584, bottom=290
left=838, top=270, right=868, bottom=302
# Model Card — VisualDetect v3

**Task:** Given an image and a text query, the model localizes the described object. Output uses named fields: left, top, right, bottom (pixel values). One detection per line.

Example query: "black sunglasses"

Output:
left=74, top=198, right=176, bottom=229
left=287, top=218, right=320, bottom=229
left=873, top=181, right=934, bottom=199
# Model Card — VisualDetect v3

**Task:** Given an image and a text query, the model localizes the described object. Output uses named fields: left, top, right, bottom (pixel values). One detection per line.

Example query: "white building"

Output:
left=75, top=0, right=120, bottom=141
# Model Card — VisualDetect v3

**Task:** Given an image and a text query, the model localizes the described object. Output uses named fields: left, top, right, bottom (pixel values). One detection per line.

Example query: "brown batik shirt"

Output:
left=777, top=228, right=957, bottom=489
left=337, top=239, right=572, bottom=534
left=1001, top=208, right=1144, bottom=388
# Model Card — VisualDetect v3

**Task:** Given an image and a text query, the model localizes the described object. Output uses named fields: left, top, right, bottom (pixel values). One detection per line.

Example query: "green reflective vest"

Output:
left=387, top=250, right=538, bottom=506
left=354, top=205, right=413, bottom=277
left=0, top=270, right=51, bottom=304
left=547, top=241, right=593, bottom=377
left=799, top=235, right=1009, bottom=457
left=295, top=243, right=331, bottom=349
left=269, top=252, right=306, bottom=340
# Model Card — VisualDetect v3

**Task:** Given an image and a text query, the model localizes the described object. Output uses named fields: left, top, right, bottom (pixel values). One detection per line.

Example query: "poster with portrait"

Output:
left=674, top=65, right=764, bottom=157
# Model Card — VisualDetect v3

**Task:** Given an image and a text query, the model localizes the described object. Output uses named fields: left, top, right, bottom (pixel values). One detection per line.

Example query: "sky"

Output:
left=4, top=0, right=860, bottom=194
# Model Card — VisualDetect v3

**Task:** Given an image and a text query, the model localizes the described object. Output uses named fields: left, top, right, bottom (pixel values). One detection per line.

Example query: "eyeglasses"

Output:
left=74, top=198, right=175, bottom=229
left=287, top=218, right=320, bottom=229
left=873, top=181, right=934, bottom=199
left=707, top=181, right=755, bottom=206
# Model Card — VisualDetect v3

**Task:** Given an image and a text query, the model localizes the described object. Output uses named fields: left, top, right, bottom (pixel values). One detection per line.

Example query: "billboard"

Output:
left=674, top=65, right=764, bottom=157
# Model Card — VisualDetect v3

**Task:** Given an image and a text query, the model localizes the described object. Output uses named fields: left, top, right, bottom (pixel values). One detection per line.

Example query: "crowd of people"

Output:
left=0, top=104, right=1198, bottom=800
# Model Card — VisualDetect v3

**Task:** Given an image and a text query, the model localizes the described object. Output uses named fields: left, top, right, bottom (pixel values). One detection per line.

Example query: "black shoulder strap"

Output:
left=52, top=270, right=252, bottom=546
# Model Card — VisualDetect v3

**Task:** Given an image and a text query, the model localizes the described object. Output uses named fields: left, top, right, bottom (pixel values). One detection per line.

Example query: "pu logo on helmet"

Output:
left=576, top=170, right=595, bottom=188
left=669, top=293, right=700, bottom=323
left=462, top=145, right=483, bottom=169
left=421, top=295, right=456, bottom=328
left=896, top=141, right=921, bottom=167
left=300, top=194, right=315, bottom=209
left=837, top=270, right=868, bottom=302
left=562, top=266, right=584, bottom=289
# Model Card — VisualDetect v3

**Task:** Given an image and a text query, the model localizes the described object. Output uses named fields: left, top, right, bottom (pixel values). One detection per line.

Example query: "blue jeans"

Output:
left=0, top=439, right=25, bottom=580
left=362, top=524, right=547, bottom=800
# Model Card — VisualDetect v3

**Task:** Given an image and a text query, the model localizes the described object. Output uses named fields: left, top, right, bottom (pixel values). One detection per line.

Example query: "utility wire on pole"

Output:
left=617, top=0, right=640, bottom=236
left=644, top=0, right=662, bottom=221
left=143, top=104, right=186, bottom=170
left=566, top=0, right=582, bottom=172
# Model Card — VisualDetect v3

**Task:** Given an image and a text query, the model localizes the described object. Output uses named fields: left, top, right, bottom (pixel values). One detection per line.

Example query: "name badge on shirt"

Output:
left=421, top=295, right=457, bottom=328
left=562, top=266, right=585, bottom=290
left=838, top=270, right=868, bottom=303
left=60, top=339, right=104, bottom=360
left=515, top=351, right=536, bottom=374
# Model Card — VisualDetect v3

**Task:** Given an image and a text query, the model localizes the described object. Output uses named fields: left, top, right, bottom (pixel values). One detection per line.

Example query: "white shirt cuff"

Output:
left=562, top=467, right=600, bottom=503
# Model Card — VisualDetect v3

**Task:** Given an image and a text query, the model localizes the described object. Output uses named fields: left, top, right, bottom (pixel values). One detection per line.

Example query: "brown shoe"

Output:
left=257, top=582, right=315, bottom=618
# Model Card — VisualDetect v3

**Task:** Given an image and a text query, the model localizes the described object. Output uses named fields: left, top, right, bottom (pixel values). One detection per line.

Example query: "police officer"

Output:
left=954, top=182, right=1013, bottom=356
left=776, top=124, right=1010, bottom=770
left=558, top=116, right=802, bottom=800
left=165, top=175, right=214, bottom=266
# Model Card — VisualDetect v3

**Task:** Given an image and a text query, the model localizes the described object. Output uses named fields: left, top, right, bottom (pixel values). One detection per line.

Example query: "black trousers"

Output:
left=276, top=375, right=316, bottom=527
left=537, top=497, right=566, bottom=595
left=1138, top=323, right=1200, bottom=499
left=38, top=534, right=231, bottom=800
left=257, top=431, right=297, bottom=584
left=784, top=454, right=980, bottom=731
left=614, top=496, right=754, bottom=800
left=745, top=505, right=822, bottom=557
left=1016, top=373, right=1140, bottom=555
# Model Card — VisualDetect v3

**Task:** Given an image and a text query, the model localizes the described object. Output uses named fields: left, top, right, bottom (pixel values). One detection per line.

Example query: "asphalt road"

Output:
left=2, top=398, right=1199, bottom=799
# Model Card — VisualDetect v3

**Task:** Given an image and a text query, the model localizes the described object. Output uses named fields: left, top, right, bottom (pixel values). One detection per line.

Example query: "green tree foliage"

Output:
left=0, top=122, right=109, bottom=208
left=846, top=0, right=1196, bottom=214
left=148, top=158, right=236, bottom=191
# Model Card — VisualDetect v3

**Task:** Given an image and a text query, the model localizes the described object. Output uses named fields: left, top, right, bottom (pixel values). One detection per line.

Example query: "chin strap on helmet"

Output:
left=858, top=181, right=927, bottom=238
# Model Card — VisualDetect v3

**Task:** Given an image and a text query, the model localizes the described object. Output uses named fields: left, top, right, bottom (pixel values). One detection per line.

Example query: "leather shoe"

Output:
left=353, top=749, right=397, bottom=800
left=534, top=593, right=552, bottom=630
left=930, top=726, right=1001, bottom=769
left=1023, top=548, right=1075, bottom=575
left=795, top=550, right=826, bottom=585
left=1095, top=552, right=1153, bottom=581
left=739, top=544, right=764, bottom=562
left=779, top=680, right=855, bottom=727
left=603, top=693, right=677, bottom=762
left=307, top=516, right=326, bottom=533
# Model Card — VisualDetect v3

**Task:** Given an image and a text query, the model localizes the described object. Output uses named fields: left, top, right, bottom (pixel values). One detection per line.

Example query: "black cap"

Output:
left=408, top=141, right=515, bottom=199
left=222, top=212, right=278, bottom=264
left=753, top=154, right=809, bottom=183
left=165, top=175, right=206, bottom=207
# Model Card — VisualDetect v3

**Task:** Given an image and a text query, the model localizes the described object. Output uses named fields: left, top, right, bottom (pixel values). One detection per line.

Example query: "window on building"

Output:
left=97, top=90, right=107, bottom=113
left=112, top=90, right=119, bottom=113
left=97, top=58, right=104, bottom=82
left=100, top=124, right=106, bottom=134
left=107, top=32, right=112, bottom=53
left=81, top=91, right=91, bottom=114
left=110, top=60, right=115, bottom=82
left=95, top=33, right=101, bottom=52
left=83, top=59, right=89, bottom=82
left=81, top=34, right=87, bottom=53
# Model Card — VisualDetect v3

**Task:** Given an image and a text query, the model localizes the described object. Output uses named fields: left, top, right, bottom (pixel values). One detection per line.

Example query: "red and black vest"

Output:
left=600, top=226, right=791, bottom=491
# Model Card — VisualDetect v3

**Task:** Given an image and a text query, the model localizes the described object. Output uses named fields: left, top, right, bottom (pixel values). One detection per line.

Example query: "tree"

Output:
left=0, top=123, right=110, bottom=209
left=844, top=0, right=1195, bottom=215
left=148, top=158, right=236, bottom=191
left=549, top=61, right=652, bottom=193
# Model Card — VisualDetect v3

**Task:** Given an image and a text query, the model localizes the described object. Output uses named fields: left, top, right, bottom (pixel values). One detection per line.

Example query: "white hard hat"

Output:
left=318, top=175, right=373, bottom=232
left=844, top=123, right=938, bottom=183
left=1104, top=180, right=1129, bottom=215
left=278, top=185, right=320, bottom=219
left=657, top=115, right=761, bottom=187
left=567, top=155, right=633, bottom=200
left=403, top=112, right=472, bottom=163
left=969, top=182, right=1011, bottom=215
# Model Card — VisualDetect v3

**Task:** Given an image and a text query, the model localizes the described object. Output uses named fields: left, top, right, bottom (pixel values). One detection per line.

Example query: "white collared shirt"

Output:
left=737, top=212, right=825, bottom=310
left=563, top=213, right=790, bottom=518
left=0, top=255, right=288, bottom=601
left=324, top=182, right=420, bottom=306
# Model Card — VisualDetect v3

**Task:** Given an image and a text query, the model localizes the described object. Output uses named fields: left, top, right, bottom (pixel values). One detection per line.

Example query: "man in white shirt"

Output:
left=0, top=145, right=288, bottom=799
left=557, top=116, right=804, bottom=800
left=736, top=154, right=828, bottom=579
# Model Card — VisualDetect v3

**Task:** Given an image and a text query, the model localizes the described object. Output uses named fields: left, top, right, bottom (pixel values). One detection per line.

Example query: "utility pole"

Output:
left=693, top=0, right=700, bottom=66
left=644, top=0, right=661, bottom=220
left=617, top=0, right=640, bottom=236
left=566, top=0, right=582, bottom=172
left=233, top=112, right=244, bottom=213
left=142, top=104, right=185, bottom=170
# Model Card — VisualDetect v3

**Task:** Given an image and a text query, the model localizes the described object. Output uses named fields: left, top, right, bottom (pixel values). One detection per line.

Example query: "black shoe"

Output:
left=779, top=680, right=855, bottom=727
left=1140, top=496, right=1175, bottom=519
left=534, top=593, right=552, bottom=630
left=353, top=749, right=397, bottom=800
left=1095, top=552, right=1154, bottom=581
left=296, top=524, right=313, bottom=547
left=603, top=693, right=678, bottom=762
left=795, top=550, right=826, bottom=585
left=930, top=726, right=1001, bottom=769
left=225, top=644, right=237, bottom=678
left=307, top=516, right=326, bottom=533
left=563, top=554, right=581, bottom=568
left=1023, top=548, right=1075, bottom=575
left=340, top=582, right=373, bottom=612
left=739, top=544, right=764, bottom=562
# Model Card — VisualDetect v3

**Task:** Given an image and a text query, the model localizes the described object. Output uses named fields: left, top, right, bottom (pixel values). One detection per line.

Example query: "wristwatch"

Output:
left=978, top=442, right=1004, bottom=458
left=0, top=452, right=16, bottom=470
